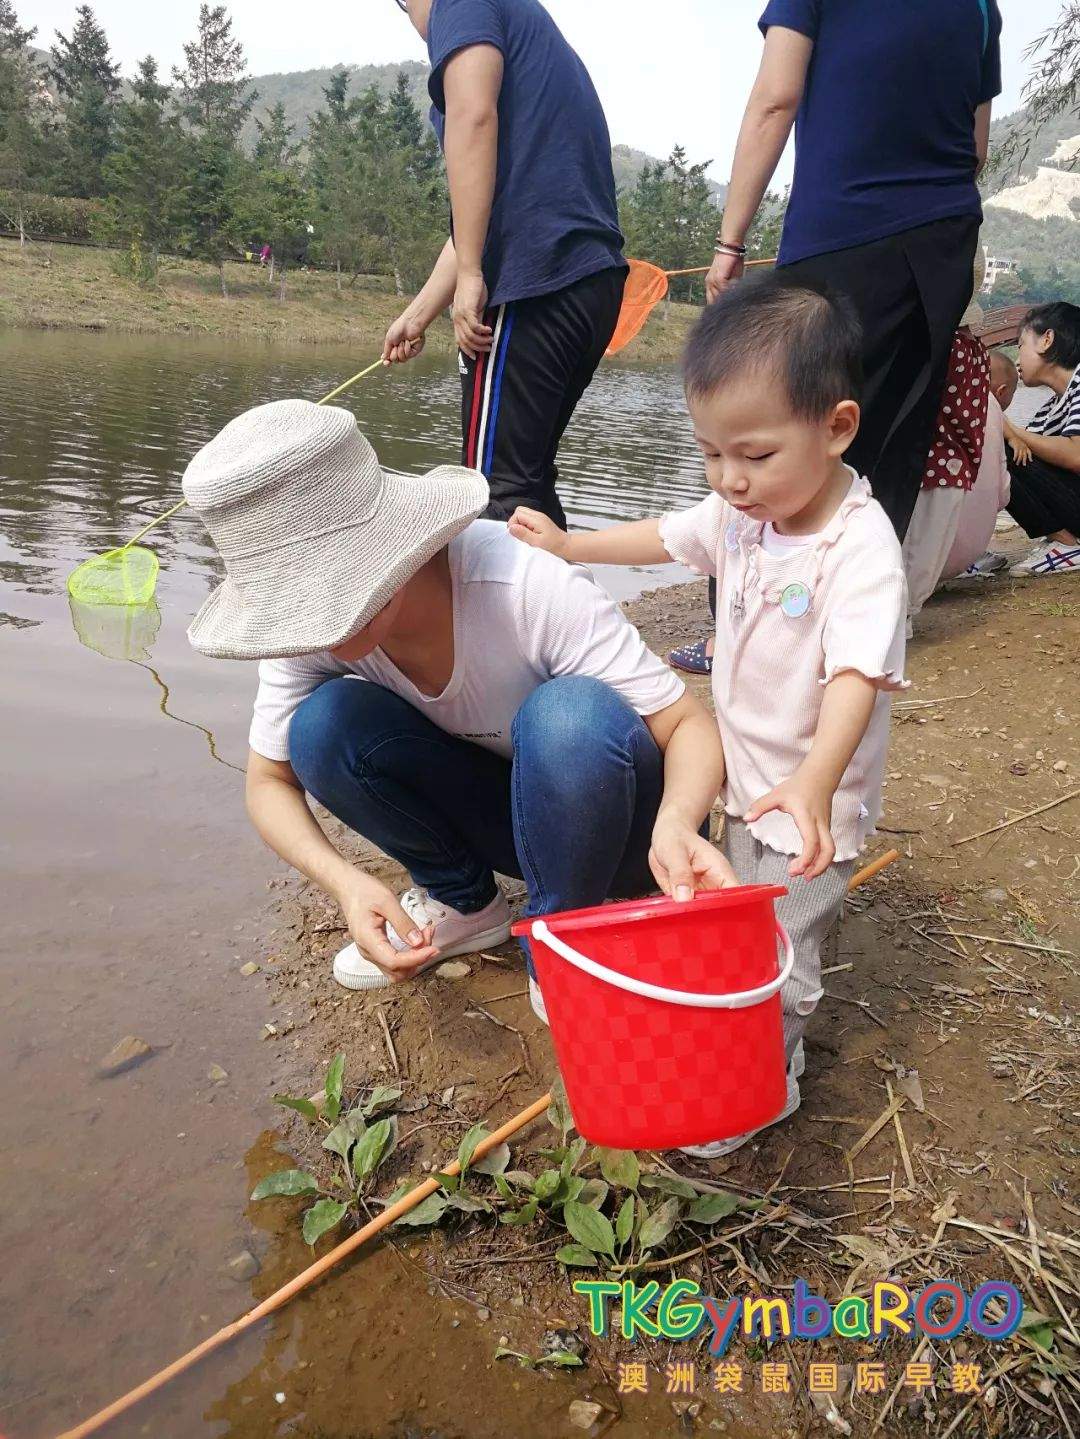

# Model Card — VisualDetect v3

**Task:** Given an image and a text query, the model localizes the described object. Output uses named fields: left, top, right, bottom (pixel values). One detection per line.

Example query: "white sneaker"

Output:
left=679, top=1068, right=801, bottom=1159
left=332, top=887, right=511, bottom=991
left=961, top=550, right=1009, bottom=577
left=1010, top=540, right=1080, bottom=577
left=529, top=977, right=549, bottom=1025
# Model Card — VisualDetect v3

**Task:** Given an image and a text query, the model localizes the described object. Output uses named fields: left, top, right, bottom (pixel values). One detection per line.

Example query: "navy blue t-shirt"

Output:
left=427, top=0, right=626, bottom=306
left=759, top=0, right=1002, bottom=265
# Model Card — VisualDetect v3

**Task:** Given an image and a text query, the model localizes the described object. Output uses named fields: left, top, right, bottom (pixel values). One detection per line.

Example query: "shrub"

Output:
left=0, top=191, right=106, bottom=242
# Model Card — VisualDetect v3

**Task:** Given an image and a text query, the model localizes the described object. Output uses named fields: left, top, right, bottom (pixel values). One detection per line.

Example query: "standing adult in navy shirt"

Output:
left=705, top=0, right=1003, bottom=541
left=383, top=0, right=628, bottom=527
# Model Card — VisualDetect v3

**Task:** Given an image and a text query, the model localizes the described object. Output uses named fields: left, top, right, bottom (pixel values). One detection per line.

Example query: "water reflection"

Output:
left=0, top=330, right=705, bottom=615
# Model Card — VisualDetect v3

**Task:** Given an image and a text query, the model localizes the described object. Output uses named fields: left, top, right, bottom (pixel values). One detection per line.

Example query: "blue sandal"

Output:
left=668, top=638, right=713, bottom=675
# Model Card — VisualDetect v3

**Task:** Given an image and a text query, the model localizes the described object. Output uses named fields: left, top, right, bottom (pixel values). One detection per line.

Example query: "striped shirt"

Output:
left=1028, top=365, right=1080, bottom=437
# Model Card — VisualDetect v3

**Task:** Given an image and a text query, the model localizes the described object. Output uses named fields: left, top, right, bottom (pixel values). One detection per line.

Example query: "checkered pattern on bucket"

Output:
left=532, top=890, right=789, bottom=1150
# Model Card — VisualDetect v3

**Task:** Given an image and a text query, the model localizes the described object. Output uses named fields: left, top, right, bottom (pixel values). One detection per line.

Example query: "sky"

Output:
left=26, top=0, right=1063, bottom=184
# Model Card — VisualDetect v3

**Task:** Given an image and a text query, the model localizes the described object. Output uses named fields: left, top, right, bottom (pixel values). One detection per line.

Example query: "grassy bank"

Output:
left=0, top=238, right=697, bottom=361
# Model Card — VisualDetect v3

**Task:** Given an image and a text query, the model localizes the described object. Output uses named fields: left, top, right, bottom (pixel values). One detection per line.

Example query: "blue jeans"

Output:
left=287, top=675, right=665, bottom=971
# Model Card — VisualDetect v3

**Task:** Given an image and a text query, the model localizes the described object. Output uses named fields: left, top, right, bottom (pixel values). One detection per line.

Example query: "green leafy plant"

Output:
left=373, top=1075, right=758, bottom=1272
left=253, top=1054, right=403, bottom=1246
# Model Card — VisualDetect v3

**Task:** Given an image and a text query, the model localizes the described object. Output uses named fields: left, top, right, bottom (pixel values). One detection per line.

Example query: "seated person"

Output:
left=180, top=400, right=736, bottom=1020
left=1002, top=302, right=1080, bottom=577
left=903, top=346, right=1017, bottom=622
left=944, top=352, right=1017, bottom=581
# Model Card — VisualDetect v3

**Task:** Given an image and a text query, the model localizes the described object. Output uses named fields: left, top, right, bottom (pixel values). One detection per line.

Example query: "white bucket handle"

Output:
left=529, top=916, right=794, bottom=1010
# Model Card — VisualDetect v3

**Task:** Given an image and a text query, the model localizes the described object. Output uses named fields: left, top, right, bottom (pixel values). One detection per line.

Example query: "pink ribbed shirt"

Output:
left=659, top=473, right=909, bottom=861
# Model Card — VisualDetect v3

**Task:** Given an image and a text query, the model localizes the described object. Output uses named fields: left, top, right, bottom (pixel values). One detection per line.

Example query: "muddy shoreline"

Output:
left=244, top=569, right=1079, bottom=1439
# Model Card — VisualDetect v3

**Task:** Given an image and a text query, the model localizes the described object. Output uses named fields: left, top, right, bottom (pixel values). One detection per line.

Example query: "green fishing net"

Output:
left=66, top=545, right=160, bottom=607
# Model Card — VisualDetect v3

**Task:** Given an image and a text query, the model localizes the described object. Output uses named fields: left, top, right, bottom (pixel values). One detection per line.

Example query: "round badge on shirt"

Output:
left=779, top=581, right=812, bottom=619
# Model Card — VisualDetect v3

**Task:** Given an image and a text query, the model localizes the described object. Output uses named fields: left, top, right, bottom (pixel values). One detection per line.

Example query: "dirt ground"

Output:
left=251, top=549, right=1079, bottom=1439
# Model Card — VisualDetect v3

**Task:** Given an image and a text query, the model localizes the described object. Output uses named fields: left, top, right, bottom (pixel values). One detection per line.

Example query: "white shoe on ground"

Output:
left=1009, top=540, right=1080, bottom=577
left=678, top=1067, right=802, bottom=1160
left=961, top=550, right=1009, bottom=577
left=333, top=887, right=511, bottom=991
left=529, top=977, right=549, bottom=1025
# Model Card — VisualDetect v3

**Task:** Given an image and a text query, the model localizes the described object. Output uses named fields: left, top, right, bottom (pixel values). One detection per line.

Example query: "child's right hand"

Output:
left=508, top=507, right=570, bottom=559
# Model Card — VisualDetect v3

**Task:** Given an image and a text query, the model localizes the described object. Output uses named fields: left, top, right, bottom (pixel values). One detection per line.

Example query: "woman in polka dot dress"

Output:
left=902, top=327, right=992, bottom=627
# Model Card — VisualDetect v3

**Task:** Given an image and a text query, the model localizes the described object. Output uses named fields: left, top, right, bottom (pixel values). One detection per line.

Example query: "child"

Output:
left=510, top=274, right=909, bottom=1158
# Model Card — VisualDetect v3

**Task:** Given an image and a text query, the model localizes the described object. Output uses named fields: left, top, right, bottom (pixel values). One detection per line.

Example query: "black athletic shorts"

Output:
left=460, top=265, right=627, bottom=527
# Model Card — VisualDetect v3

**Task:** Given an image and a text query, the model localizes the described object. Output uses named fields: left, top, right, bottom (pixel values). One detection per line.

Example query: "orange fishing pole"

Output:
left=55, top=849, right=898, bottom=1438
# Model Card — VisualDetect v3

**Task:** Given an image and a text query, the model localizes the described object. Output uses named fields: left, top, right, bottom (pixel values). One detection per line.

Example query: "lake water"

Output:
left=0, top=330, right=709, bottom=1438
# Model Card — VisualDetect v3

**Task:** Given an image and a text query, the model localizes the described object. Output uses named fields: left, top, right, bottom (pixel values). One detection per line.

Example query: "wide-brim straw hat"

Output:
left=182, top=399, right=489, bottom=660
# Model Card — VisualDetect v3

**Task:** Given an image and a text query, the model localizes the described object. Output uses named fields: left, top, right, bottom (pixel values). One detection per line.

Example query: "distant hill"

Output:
left=243, top=59, right=431, bottom=146
left=244, top=62, right=724, bottom=200
left=977, top=104, right=1080, bottom=299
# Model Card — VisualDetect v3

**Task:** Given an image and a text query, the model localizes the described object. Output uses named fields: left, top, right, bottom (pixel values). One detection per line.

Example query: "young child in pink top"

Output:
left=511, top=273, right=909, bottom=1157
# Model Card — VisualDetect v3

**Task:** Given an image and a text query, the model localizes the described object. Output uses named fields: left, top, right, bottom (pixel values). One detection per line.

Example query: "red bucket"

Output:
left=513, top=887, right=792, bottom=1150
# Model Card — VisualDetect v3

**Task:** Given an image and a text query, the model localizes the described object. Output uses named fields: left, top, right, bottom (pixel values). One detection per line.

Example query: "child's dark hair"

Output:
left=1021, top=301, right=1080, bottom=369
left=683, top=272, right=863, bottom=419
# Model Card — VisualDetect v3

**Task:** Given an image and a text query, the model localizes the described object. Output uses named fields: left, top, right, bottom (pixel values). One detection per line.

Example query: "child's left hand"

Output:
left=745, top=777, right=837, bottom=880
left=649, top=815, right=740, bottom=900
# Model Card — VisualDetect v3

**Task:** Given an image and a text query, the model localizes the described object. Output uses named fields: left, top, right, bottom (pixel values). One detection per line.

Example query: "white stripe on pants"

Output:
left=722, top=818, right=854, bottom=1065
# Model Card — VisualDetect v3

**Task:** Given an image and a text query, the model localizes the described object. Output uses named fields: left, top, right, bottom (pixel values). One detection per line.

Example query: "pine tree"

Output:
left=387, top=71, right=425, bottom=152
left=245, top=101, right=311, bottom=293
left=253, top=101, right=297, bottom=170
left=0, top=1, right=50, bottom=240
left=172, top=4, right=257, bottom=295
left=49, top=5, right=120, bottom=99
left=99, top=56, right=187, bottom=277
left=49, top=6, right=120, bottom=197
left=619, top=147, right=719, bottom=302
left=172, top=3, right=256, bottom=142
left=0, top=0, right=34, bottom=57
left=307, top=68, right=365, bottom=287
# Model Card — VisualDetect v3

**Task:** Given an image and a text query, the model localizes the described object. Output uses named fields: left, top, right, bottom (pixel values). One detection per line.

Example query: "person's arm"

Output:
left=1003, top=418, right=1080, bottom=474
left=383, top=238, right=458, bottom=364
left=974, top=100, right=992, bottom=177
left=706, top=25, right=814, bottom=302
left=245, top=751, right=439, bottom=977
left=743, top=671, right=877, bottom=879
left=509, top=507, right=671, bottom=565
left=642, top=692, right=738, bottom=899
left=442, top=43, right=504, bottom=359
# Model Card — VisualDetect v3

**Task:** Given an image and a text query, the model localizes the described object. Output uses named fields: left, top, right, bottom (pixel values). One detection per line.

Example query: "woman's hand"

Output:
left=705, top=251, right=745, bottom=304
left=744, top=775, right=837, bottom=880
left=334, top=871, right=439, bottom=981
left=454, top=270, right=493, bottom=360
left=383, top=311, right=427, bottom=365
left=649, top=812, right=739, bottom=901
left=508, top=506, right=570, bottom=558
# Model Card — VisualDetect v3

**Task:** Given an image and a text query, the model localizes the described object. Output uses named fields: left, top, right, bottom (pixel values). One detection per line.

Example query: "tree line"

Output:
left=0, top=1, right=449, bottom=294
left=0, top=0, right=777, bottom=304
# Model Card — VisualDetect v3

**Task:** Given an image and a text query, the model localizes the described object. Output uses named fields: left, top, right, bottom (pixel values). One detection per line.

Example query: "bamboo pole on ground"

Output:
left=56, top=849, right=900, bottom=1438
left=55, top=1094, right=552, bottom=1439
